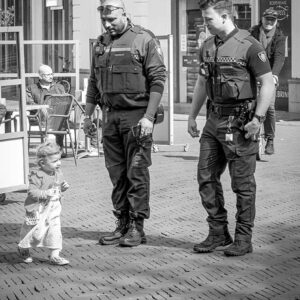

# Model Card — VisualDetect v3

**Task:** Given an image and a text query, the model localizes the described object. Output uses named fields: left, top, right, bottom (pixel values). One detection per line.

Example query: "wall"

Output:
left=72, top=0, right=101, bottom=72
left=73, top=0, right=171, bottom=72
left=291, top=0, right=300, bottom=78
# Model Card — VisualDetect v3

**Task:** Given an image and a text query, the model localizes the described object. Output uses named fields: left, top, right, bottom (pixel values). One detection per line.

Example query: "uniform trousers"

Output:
left=197, top=112, right=258, bottom=241
left=102, top=107, right=152, bottom=219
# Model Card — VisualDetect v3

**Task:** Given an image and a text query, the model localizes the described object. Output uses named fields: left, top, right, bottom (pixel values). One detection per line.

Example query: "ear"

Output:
left=39, top=160, right=45, bottom=167
left=222, top=13, right=228, bottom=22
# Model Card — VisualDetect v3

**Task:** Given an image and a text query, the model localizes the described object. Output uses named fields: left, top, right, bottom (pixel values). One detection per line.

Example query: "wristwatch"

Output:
left=253, top=114, right=266, bottom=123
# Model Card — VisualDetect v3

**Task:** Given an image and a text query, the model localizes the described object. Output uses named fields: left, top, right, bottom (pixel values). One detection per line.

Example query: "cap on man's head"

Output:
left=263, top=8, right=278, bottom=19
left=97, top=0, right=125, bottom=12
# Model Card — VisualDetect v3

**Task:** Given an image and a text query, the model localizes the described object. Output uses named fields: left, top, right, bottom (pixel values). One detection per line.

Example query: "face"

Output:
left=100, top=7, right=126, bottom=36
left=41, top=153, right=62, bottom=173
left=39, top=66, right=54, bottom=84
left=262, top=17, right=277, bottom=31
left=202, top=6, right=225, bottom=36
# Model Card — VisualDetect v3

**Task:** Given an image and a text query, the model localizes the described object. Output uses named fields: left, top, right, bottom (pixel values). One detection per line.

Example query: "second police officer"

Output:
left=188, top=0, right=275, bottom=256
left=84, top=0, right=166, bottom=247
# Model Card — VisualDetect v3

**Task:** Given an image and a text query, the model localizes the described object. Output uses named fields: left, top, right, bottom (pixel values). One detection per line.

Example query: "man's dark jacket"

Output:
left=249, top=23, right=286, bottom=77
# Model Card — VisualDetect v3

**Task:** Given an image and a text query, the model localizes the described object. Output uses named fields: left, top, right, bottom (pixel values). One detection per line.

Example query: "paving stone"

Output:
left=0, top=115, right=300, bottom=299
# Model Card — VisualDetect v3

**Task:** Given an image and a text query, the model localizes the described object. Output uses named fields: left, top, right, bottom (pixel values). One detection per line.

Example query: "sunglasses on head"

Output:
left=98, top=5, right=123, bottom=14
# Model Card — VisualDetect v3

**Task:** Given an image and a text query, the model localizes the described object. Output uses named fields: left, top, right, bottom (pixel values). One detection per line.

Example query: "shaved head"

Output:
left=98, top=0, right=128, bottom=36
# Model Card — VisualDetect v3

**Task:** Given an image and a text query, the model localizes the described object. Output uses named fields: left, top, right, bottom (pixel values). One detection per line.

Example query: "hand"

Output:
left=83, top=118, right=97, bottom=138
left=45, top=188, right=61, bottom=200
left=244, top=118, right=260, bottom=140
left=138, top=117, right=153, bottom=137
left=188, top=117, right=200, bottom=138
left=61, top=181, right=70, bottom=192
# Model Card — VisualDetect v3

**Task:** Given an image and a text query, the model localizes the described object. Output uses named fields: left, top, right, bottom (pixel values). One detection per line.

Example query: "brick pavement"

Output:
left=1, top=113, right=300, bottom=300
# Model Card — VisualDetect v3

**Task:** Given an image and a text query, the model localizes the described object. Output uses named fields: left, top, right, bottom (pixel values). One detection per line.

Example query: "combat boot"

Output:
left=119, top=213, right=147, bottom=247
left=99, top=210, right=129, bottom=245
left=224, top=240, right=253, bottom=256
left=193, top=228, right=233, bottom=253
left=265, top=138, right=274, bottom=155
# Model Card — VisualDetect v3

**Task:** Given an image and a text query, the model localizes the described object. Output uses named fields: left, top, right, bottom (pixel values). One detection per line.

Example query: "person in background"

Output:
left=26, top=64, right=66, bottom=155
left=249, top=8, right=286, bottom=155
left=188, top=0, right=275, bottom=256
left=0, top=103, right=7, bottom=124
left=18, top=141, right=70, bottom=265
left=84, top=0, right=166, bottom=247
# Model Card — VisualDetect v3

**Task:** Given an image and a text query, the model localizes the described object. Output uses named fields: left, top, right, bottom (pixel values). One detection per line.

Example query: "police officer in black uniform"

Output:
left=84, top=0, right=166, bottom=247
left=188, top=0, right=275, bottom=256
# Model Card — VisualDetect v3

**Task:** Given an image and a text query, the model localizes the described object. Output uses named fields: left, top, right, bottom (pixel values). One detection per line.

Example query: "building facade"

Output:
left=1, top=0, right=298, bottom=112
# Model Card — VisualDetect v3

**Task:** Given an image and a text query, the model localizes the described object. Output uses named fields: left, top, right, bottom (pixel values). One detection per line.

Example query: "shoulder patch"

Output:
left=258, top=51, right=267, bottom=62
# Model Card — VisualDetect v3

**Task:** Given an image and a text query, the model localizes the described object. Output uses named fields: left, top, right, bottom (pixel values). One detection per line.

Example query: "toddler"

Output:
left=18, top=141, right=70, bottom=265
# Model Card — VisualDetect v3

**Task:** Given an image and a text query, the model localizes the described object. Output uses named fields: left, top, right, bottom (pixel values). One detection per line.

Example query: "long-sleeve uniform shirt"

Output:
left=86, top=24, right=166, bottom=110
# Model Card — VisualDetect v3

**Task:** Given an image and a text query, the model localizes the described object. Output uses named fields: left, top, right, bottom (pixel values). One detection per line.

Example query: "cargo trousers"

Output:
left=197, top=111, right=258, bottom=242
left=102, top=107, right=152, bottom=219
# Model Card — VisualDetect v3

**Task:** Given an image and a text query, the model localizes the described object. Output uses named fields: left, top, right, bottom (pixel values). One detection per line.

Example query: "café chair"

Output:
left=27, top=110, right=44, bottom=144
left=57, top=79, right=71, bottom=94
left=28, top=94, right=77, bottom=166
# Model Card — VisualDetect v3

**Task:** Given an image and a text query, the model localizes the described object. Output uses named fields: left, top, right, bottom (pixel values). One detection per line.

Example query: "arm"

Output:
left=244, top=72, right=275, bottom=139
left=138, top=35, right=166, bottom=136
left=255, top=72, right=275, bottom=116
left=243, top=39, right=275, bottom=139
left=26, top=85, right=35, bottom=105
left=188, top=75, right=207, bottom=138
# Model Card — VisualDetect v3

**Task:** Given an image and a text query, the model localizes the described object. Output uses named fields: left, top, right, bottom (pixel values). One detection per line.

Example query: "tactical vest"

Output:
left=93, top=26, right=147, bottom=95
left=201, top=29, right=256, bottom=104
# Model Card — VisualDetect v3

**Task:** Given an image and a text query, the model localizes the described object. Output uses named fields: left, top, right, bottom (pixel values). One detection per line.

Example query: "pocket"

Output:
left=221, top=74, right=239, bottom=99
left=111, top=65, right=146, bottom=93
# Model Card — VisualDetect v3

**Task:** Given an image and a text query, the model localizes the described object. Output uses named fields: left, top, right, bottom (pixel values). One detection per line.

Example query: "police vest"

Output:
left=201, top=29, right=256, bottom=104
left=94, top=26, right=147, bottom=95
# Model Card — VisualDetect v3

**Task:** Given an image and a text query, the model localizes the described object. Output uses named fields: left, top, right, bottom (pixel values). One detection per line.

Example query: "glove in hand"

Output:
left=83, top=118, right=97, bottom=138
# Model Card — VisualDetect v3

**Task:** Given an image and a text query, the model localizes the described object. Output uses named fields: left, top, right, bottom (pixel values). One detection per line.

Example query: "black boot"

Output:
left=193, top=227, right=233, bottom=253
left=224, top=240, right=253, bottom=256
left=99, top=210, right=129, bottom=245
left=119, top=212, right=147, bottom=247
left=265, top=138, right=274, bottom=155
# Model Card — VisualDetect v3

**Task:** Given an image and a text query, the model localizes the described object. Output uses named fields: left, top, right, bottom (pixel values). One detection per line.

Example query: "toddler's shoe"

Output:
left=18, top=247, right=33, bottom=263
left=49, top=255, right=69, bottom=266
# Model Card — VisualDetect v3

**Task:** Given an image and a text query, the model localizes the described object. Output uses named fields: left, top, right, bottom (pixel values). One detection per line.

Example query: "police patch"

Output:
left=258, top=51, right=267, bottom=62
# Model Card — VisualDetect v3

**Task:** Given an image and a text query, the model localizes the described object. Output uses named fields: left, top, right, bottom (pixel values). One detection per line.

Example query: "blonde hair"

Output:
left=36, top=141, right=61, bottom=166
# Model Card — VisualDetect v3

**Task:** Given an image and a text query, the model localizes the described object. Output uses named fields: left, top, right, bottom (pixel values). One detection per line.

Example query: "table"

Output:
left=4, top=100, right=49, bottom=132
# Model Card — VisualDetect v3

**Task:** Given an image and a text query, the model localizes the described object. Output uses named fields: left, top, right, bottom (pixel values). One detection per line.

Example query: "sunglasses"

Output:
left=98, top=5, right=123, bottom=14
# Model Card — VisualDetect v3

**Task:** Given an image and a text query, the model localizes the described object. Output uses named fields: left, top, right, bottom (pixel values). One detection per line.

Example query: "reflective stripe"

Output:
left=204, top=56, right=246, bottom=66
left=105, top=47, right=132, bottom=53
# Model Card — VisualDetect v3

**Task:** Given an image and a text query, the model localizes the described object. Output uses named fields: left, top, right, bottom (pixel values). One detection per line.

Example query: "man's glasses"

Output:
left=41, top=73, right=53, bottom=77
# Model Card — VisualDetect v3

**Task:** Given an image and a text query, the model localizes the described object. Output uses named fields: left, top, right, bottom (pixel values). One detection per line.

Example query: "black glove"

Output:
left=83, top=118, right=97, bottom=138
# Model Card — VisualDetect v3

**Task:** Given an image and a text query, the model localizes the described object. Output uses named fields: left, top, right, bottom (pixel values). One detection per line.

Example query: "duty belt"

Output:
left=210, top=104, right=242, bottom=117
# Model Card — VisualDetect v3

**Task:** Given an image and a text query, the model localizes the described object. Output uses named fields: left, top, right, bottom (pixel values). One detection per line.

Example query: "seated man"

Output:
left=27, top=64, right=66, bottom=154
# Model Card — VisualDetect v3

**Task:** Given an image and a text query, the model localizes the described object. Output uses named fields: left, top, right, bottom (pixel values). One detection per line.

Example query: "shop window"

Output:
left=234, top=4, right=251, bottom=30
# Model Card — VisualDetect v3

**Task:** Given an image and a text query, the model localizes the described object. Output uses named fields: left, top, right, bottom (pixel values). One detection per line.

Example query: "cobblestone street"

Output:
left=1, top=113, right=300, bottom=300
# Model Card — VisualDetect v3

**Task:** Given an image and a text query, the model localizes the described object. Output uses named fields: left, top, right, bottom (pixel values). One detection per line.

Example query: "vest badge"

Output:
left=258, top=51, right=267, bottom=62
